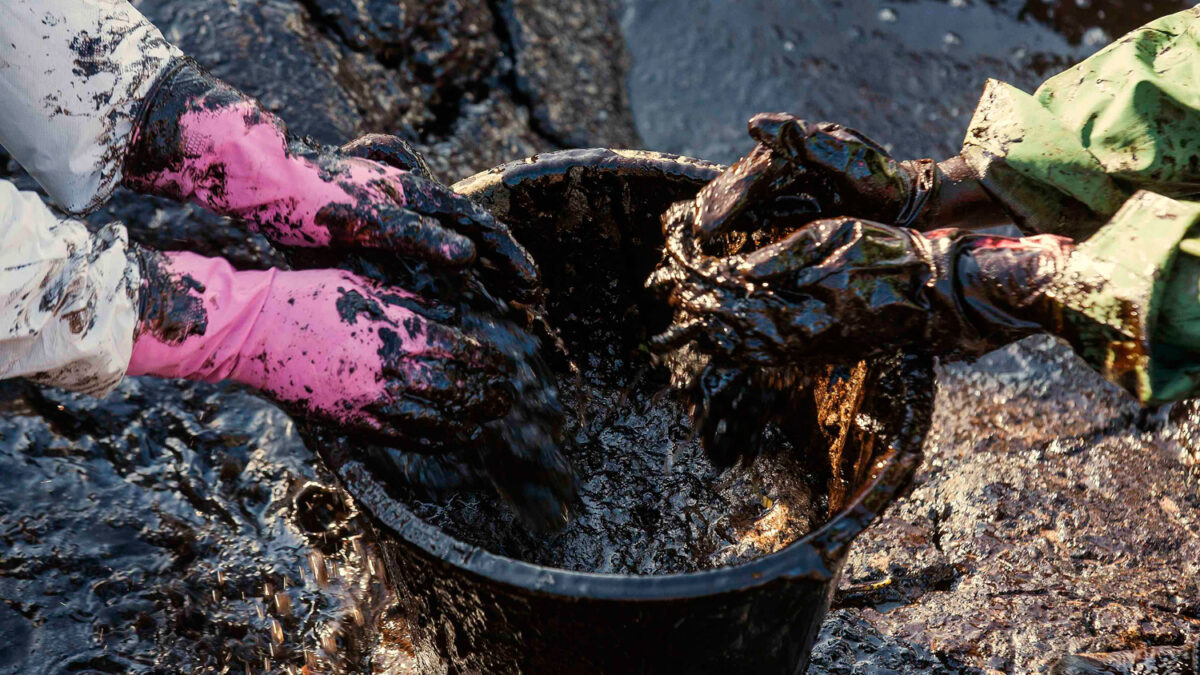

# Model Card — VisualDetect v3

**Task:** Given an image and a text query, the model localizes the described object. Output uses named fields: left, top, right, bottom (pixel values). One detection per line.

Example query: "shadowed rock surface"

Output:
left=0, top=379, right=395, bottom=673
left=2, top=0, right=1198, bottom=672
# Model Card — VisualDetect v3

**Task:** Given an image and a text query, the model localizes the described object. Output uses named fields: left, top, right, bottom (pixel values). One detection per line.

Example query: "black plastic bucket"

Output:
left=317, top=149, right=934, bottom=674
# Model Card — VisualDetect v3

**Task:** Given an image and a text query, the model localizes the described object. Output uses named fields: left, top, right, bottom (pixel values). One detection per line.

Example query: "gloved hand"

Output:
left=650, top=206, right=1088, bottom=464
left=128, top=246, right=579, bottom=529
left=359, top=304, right=580, bottom=532
left=123, top=59, right=540, bottom=302
left=128, top=249, right=515, bottom=446
left=652, top=208, right=1075, bottom=367
left=692, top=112, right=1003, bottom=246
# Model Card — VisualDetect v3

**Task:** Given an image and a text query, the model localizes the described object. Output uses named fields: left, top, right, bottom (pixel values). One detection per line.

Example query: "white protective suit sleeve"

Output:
left=0, top=180, right=141, bottom=397
left=0, top=0, right=182, bottom=214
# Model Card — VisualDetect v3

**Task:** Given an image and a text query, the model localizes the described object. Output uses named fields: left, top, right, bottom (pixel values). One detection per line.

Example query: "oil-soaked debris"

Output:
left=1054, top=644, right=1198, bottom=674
left=834, top=336, right=1200, bottom=672
left=457, top=304, right=580, bottom=533
left=809, top=610, right=973, bottom=674
left=400, top=352, right=821, bottom=575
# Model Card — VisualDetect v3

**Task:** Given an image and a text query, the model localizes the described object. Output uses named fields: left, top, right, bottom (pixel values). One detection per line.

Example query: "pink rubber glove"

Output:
left=128, top=249, right=513, bottom=443
left=123, top=59, right=540, bottom=302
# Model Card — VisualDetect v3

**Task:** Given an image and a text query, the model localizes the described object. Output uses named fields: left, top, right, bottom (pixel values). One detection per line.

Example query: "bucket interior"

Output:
left=312, top=149, right=932, bottom=586
left=400, top=151, right=826, bottom=574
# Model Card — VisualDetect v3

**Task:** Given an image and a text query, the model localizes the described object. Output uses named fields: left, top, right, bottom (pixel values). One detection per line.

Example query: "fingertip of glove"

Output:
left=495, top=251, right=543, bottom=304
left=748, top=112, right=793, bottom=135
left=747, top=112, right=804, bottom=150
left=341, top=133, right=437, bottom=181
left=437, top=232, right=477, bottom=269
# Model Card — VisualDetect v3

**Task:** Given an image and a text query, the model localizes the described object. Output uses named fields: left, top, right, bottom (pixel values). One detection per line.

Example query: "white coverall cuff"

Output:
left=0, top=181, right=142, bottom=397
left=0, top=0, right=183, bottom=215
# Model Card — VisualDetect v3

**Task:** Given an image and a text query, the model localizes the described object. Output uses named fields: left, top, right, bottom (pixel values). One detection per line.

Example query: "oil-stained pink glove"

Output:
left=128, top=249, right=514, bottom=444
left=123, top=59, right=540, bottom=302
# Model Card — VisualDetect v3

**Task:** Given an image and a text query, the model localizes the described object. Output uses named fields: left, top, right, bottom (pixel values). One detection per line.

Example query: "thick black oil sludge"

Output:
left=408, top=351, right=821, bottom=575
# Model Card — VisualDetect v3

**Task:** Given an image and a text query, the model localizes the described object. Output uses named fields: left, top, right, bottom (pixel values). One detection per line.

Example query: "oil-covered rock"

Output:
left=0, top=378, right=393, bottom=673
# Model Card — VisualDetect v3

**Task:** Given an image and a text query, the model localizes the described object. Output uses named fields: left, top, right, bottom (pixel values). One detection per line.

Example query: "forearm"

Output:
left=122, top=62, right=358, bottom=248
left=1139, top=213, right=1200, bottom=403
left=957, top=6, right=1200, bottom=239
left=0, top=0, right=182, bottom=214
left=0, top=181, right=142, bottom=396
left=128, top=251, right=272, bottom=384
left=928, top=185, right=1200, bottom=406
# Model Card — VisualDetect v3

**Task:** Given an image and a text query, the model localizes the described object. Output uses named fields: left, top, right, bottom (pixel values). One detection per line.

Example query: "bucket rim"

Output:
left=334, top=148, right=932, bottom=601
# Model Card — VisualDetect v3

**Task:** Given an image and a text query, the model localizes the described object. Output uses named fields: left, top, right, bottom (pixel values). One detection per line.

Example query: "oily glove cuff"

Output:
left=922, top=191, right=1200, bottom=407
left=932, top=229, right=1068, bottom=357
left=123, top=57, right=267, bottom=205
left=941, top=191, right=1196, bottom=405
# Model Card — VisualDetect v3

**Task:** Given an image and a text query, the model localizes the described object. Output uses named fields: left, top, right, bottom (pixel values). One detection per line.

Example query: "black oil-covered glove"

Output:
left=691, top=113, right=937, bottom=243
left=649, top=204, right=1093, bottom=465
left=364, top=303, right=579, bottom=533
left=692, top=113, right=1008, bottom=251
left=652, top=208, right=1074, bottom=367
left=322, top=135, right=578, bottom=530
